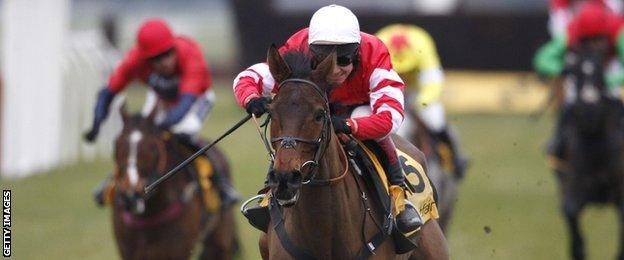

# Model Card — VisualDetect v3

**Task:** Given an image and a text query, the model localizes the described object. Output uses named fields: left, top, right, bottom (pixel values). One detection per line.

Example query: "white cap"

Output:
left=308, top=5, right=361, bottom=45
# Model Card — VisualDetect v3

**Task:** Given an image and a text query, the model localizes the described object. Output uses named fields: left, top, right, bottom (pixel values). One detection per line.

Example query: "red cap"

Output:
left=136, top=18, right=175, bottom=60
left=567, top=2, right=619, bottom=45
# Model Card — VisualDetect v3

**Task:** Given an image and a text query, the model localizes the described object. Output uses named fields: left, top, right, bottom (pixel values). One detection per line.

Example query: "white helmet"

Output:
left=308, top=5, right=361, bottom=45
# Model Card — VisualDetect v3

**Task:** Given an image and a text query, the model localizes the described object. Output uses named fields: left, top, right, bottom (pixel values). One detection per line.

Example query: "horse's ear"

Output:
left=119, top=101, right=129, bottom=123
left=267, top=44, right=291, bottom=83
left=311, top=50, right=337, bottom=88
left=145, top=102, right=158, bottom=125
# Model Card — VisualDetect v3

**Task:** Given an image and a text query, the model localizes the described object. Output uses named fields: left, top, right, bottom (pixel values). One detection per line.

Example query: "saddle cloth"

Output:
left=356, top=140, right=440, bottom=237
left=194, top=155, right=221, bottom=212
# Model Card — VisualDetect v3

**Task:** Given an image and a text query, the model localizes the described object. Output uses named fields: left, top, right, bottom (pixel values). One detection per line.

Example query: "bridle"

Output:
left=267, top=78, right=348, bottom=186
left=118, top=131, right=170, bottom=200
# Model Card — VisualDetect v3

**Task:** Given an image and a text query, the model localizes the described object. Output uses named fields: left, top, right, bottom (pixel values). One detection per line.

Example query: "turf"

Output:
left=3, top=85, right=621, bottom=259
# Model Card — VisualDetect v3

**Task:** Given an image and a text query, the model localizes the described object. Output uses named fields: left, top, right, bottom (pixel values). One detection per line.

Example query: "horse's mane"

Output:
left=282, top=49, right=312, bottom=79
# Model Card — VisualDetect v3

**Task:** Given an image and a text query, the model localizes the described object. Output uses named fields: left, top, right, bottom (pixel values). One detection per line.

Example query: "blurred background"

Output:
left=1, top=0, right=620, bottom=259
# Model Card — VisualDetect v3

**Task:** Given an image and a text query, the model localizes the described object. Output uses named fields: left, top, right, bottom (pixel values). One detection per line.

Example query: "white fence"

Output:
left=1, top=0, right=122, bottom=178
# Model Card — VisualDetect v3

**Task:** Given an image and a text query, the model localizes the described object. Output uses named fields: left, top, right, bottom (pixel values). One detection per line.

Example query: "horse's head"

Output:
left=265, top=45, right=337, bottom=206
left=563, top=39, right=620, bottom=137
left=113, top=104, right=167, bottom=215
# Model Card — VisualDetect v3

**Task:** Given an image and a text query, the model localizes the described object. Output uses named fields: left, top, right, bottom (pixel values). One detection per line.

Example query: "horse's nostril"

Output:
left=291, top=171, right=302, bottom=183
left=287, top=170, right=302, bottom=188
left=268, top=170, right=278, bottom=183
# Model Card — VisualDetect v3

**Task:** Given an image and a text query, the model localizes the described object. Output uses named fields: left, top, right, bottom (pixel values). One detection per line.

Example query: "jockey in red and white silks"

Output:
left=85, top=18, right=239, bottom=208
left=233, top=5, right=423, bottom=233
left=90, top=19, right=215, bottom=139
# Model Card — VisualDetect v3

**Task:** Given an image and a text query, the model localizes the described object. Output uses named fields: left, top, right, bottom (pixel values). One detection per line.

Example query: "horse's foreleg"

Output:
left=409, top=220, right=449, bottom=260
left=563, top=196, right=585, bottom=260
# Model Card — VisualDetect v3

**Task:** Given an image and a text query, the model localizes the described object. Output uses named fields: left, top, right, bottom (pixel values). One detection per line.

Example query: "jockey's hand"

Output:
left=331, top=116, right=352, bottom=134
left=84, top=87, right=115, bottom=143
left=83, top=127, right=99, bottom=143
left=245, top=97, right=271, bottom=117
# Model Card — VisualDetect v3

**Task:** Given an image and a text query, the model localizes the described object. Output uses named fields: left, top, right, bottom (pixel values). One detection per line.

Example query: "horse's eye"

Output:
left=314, top=110, right=325, bottom=122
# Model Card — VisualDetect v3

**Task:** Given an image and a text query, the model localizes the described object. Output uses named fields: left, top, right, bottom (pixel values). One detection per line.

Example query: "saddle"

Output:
left=241, top=138, right=440, bottom=253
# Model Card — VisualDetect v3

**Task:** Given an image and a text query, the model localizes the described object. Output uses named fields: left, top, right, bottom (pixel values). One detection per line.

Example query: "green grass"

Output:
left=3, top=85, right=622, bottom=259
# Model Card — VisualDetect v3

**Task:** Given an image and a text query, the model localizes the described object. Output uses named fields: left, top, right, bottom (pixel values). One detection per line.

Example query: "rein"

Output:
left=145, top=114, right=252, bottom=195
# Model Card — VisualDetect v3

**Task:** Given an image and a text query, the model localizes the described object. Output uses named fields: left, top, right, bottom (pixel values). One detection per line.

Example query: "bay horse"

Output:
left=259, top=45, right=448, bottom=259
left=403, top=112, right=458, bottom=232
left=111, top=105, right=238, bottom=259
left=554, top=39, right=624, bottom=260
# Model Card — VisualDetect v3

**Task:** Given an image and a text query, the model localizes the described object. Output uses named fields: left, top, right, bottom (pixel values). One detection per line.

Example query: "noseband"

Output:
left=269, top=78, right=339, bottom=186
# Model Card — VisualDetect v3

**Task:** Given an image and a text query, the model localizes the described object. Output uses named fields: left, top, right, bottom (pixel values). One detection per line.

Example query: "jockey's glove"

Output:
left=331, top=116, right=352, bottom=134
left=245, top=97, right=271, bottom=117
left=83, top=127, right=99, bottom=143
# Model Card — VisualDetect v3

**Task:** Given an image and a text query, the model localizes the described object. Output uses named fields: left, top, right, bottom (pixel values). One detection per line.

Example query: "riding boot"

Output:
left=377, top=136, right=423, bottom=233
left=93, top=174, right=114, bottom=208
left=388, top=163, right=423, bottom=234
left=174, top=134, right=241, bottom=208
left=433, top=127, right=469, bottom=180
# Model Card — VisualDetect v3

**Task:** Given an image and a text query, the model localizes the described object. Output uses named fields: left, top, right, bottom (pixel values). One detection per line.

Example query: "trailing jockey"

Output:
left=376, top=24, right=468, bottom=179
left=85, top=18, right=240, bottom=208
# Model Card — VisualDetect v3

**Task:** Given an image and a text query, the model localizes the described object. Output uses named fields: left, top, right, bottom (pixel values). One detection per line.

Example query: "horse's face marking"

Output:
left=127, top=130, right=143, bottom=187
left=113, top=110, right=166, bottom=215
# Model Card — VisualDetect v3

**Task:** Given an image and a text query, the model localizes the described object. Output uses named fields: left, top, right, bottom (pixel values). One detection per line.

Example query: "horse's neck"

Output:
left=283, top=135, right=364, bottom=255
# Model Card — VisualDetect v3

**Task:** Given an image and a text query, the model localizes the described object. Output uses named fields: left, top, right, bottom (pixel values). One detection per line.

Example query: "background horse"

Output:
left=111, top=105, right=238, bottom=259
left=404, top=112, right=458, bottom=232
left=555, top=39, right=624, bottom=260
left=259, top=45, right=448, bottom=259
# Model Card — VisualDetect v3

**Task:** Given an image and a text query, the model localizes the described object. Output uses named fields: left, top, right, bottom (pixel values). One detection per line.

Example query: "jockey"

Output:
left=534, top=1, right=624, bottom=158
left=548, top=0, right=622, bottom=37
left=376, top=24, right=468, bottom=179
left=233, top=5, right=422, bottom=233
left=84, top=18, right=240, bottom=208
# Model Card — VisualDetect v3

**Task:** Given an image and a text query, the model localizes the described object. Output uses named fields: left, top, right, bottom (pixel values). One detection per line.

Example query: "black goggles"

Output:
left=310, top=43, right=359, bottom=67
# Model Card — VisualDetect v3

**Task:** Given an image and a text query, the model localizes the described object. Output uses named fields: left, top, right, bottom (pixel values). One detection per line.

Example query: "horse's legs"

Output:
left=563, top=194, right=585, bottom=260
